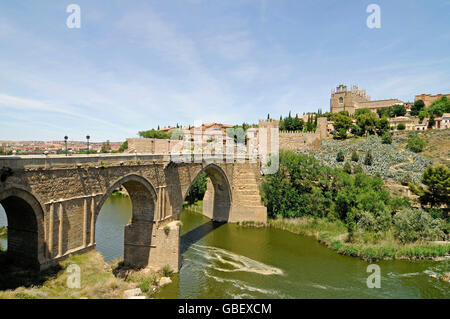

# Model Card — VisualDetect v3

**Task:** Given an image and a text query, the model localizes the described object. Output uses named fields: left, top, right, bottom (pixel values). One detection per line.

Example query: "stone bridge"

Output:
left=0, top=154, right=267, bottom=272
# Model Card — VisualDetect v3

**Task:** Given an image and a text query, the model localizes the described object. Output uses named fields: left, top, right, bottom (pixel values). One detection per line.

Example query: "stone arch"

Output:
left=95, top=174, right=157, bottom=224
left=183, top=163, right=232, bottom=222
left=0, top=186, right=45, bottom=269
left=94, top=174, right=158, bottom=268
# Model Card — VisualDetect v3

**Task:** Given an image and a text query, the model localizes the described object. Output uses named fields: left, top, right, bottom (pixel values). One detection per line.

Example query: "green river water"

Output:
left=0, top=196, right=449, bottom=298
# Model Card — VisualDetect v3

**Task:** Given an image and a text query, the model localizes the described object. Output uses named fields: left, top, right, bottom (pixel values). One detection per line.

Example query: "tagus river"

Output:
left=0, top=196, right=449, bottom=298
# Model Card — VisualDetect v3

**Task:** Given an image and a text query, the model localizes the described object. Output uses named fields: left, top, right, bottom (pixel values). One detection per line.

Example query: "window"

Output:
left=339, top=97, right=343, bottom=104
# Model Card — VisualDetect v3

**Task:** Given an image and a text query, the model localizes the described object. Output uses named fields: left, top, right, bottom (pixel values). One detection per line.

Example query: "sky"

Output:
left=0, top=0, right=449, bottom=142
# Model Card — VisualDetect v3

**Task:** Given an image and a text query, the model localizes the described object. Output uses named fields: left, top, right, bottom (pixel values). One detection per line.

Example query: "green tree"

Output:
left=185, top=173, right=208, bottom=205
left=118, top=141, right=128, bottom=153
left=427, top=96, right=450, bottom=117
left=381, top=131, right=392, bottom=144
left=353, top=164, right=363, bottom=174
left=356, top=112, right=378, bottom=136
left=343, top=161, right=352, bottom=174
left=407, top=134, right=425, bottom=153
left=392, top=105, right=407, bottom=117
left=397, top=123, right=406, bottom=131
left=410, top=100, right=425, bottom=116
left=351, top=150, right=359, bottom=162
left=376, top=116, right=390, bottom=136
left=410, top=166, right=449, bottom=208
left=364, top=150, right=373, bottom=166
left=138, top=129, right=171, bottom=139
left=354, top=108, right=371, bottom=117
left=393, top=208, right=445, bottom=243
left=418, top=109, right=428, bottom=123
left=333, top=113, right=353, bottom=133
left=336, top=150, right=345, bottom=162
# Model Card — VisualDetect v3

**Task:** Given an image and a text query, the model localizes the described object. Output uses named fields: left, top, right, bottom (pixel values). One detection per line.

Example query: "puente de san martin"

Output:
left=0, top=154, right=267, bottom=272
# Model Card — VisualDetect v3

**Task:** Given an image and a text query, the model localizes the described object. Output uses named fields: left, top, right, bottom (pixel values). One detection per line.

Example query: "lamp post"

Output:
left=86, top=135, right=90, bottom=154
left=64, top=136, right=68, bottom=156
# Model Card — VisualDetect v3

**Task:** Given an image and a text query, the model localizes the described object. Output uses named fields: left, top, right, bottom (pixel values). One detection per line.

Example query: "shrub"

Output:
left=381, top=131, right=392, bottom=144
left=336, top=150, right=345, bottom=162
left=397, top=123, right=406, bottom=130
left=364, top=150, right=373, bottom=166
left=163, top=225, right=170, bottom=235
left=343, top=162, right=352, bottom=174
left=407, top=135, right=426, bottom=153
left=351, top=151, right=359, bottom=162
left=162, top=265, right=173, bottom=277
left=353, top=164, right=363, bottom=174
left=393, top=208, right=445, bottom=243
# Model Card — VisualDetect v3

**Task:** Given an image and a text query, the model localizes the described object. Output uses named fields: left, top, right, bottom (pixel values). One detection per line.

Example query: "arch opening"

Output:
left=0, top=195, right=40, bottom=269
left=95, top=175, right=157, bottom=268
left=184, top=164, right=231, bottom=223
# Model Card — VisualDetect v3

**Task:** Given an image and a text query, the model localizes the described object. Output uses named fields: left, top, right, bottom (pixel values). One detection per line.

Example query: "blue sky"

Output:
left=1, top=0, right=449, bottom=142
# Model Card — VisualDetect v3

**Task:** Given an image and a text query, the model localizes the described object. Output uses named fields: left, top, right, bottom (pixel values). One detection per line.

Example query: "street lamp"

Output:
left=86, top=135, right=90, bottom=154
left=64, top=136, right=68, bottom=156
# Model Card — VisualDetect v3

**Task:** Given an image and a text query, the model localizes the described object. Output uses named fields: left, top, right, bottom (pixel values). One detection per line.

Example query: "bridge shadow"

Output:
left=180, top=221, right=226, bottom=254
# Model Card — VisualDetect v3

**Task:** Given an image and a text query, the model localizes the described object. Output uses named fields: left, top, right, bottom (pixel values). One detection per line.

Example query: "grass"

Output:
left=0, top=251, right=174, bottom=299
left=242, top=217, right=450, bottom=262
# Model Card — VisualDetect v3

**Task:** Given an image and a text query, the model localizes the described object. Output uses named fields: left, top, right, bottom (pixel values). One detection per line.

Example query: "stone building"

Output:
left=330, top=84, right=404, bottom=115
left=415, top=93, right=450, bottom=107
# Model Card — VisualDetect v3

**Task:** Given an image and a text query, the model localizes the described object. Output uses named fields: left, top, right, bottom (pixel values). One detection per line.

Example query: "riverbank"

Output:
left=0, top=251, right=174, bottom=299
left=240, top=217, right=450, bottom=262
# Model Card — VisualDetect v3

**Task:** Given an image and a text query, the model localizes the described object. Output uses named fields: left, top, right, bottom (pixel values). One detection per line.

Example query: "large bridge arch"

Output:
left=182, top=163, right=232, bottom=222
left=0, top=186, right=46, bottom=269
left=94, top=174, right=158, bottom=267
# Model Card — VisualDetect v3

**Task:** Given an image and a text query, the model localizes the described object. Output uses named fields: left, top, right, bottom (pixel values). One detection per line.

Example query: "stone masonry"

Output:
left=0, top=154, right=267, bottom=272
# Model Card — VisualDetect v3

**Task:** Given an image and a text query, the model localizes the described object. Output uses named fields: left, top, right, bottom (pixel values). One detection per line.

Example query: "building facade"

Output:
left=330, top=84, right=404, bottom=115
left=415, top=93, right=450, bottom=107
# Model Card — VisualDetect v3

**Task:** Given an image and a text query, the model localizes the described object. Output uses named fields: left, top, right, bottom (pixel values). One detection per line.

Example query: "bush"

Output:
left=336, top=150, right=345, bottom=162
left=364, top=151, right=373, bottom=166
left=353, top=164, right=363, bottom=174
left=393, top=208, right=445, bottom=243
left=162, top=265, right=173, bottom=277
left=343, top=162, right=352, bottom=174
left=351, top=151, right=359, bottom=162
left=381, top=131, right=392, bottom=144
left=407, top=135, right=426, bottom=153
left=397, top=123, right=406, bottom=131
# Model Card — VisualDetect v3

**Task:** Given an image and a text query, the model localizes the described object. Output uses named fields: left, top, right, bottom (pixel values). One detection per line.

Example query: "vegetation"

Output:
left=364, top=150, right=373, bottom=166
left=118, top=141, right=128, bottom=153
left=0, top=226, right=6, bottom=239
left=138, top=129, right=172, bottom=139
left=397, top=123, right=406, bottom=131
left=100, top=140, right=112, bottom=153
left=410, top=165, right=449, bottom=209
left=279, top=112, right=305, bottom=132
left=427, top=96, right=450, bottom=117
left=381, top=131, right=392, bottom=144
left=407, top=134, right=426, bottom=153
left=336, top=150, right=344, bottom=162
left=261, top=151, right=448, bottom=260
left=351, top=150, right=359, bottom=162
left=185, top=172, right=207, bottom=205
left=0, top=251, right=174, bottom=298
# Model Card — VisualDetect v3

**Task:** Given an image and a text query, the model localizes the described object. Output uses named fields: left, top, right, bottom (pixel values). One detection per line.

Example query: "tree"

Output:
left=354, top=108, right=371, bottom=117
left=118, top=141, right=128, bottom=153
left=381, top=131, right=392, bottom=144
left=351, top=150, right=359, bottom=162
left=411, top=99, right=425, bottom=116
left=397, top=123, right=406, bottom=130
left=428, top=96, right=450, bottom=117
left=336, top=150, right=345, bottom=162
left=138, top=129, right=171, bottom=139
left=410, top=166, right=449, bottom=208
left=364, top=150, right=373, bottom=166
left=356, top=112, right=378, bottom=136
left=336, top=128, right=347, bottom=140
left=392, top=105, right=407, bottom=117
left=185, top=173, right=207, bottom=205
left=376, top=116, right=390, bottom=136
left=343, top=161, right=352, bottom=174
left=333, top=113, right=352, bottom=133
left=353, top=164, right=363, bottom=174
left=407, top=135, right=425, bottom=153
left=393, top=208, right=445, bottom=243
left=418, top=110, right=428, bottom=123
left=101, top=140, right=111, bottom=153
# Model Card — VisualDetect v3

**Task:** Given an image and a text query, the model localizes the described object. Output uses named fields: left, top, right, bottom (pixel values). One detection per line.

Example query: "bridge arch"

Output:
left=183, top=163, right=232, bottom=222
left=0, top=186, right=45, bottom=269
left=95, top=174, right=158, bottom=267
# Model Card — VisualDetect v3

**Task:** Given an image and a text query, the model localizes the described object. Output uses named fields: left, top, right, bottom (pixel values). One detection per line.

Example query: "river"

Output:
left=0, top=197, right=449, bottom=298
